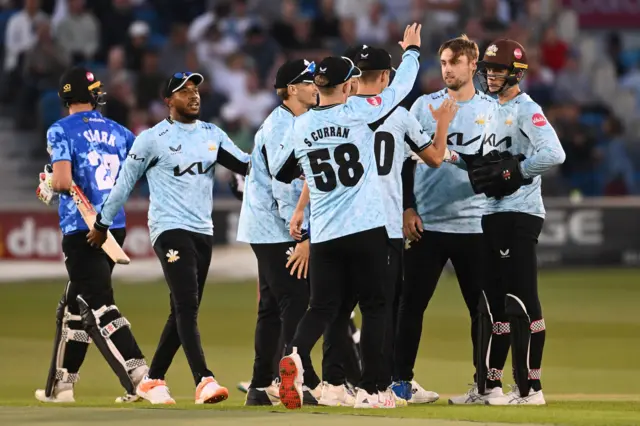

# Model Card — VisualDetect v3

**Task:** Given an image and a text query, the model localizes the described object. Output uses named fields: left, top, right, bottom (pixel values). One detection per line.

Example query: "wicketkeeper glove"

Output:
left=36, top=164, right=59, bottom=206
left=229, top=172, right=245, bottom=201
left=469, top=152, right=533, bottom=199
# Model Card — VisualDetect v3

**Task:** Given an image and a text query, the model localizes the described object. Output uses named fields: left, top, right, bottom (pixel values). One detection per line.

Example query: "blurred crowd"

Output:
left=0, top=0, right=639, bottom=196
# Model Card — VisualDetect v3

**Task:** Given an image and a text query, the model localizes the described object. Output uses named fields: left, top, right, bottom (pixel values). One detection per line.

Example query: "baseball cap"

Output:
left=342, top=44, right=368, bottom=62
left=478, top=39, right=528, bottom=72
left=274, top=59, right=316, bottom=89
left=163, top=72, right=204, bottom=98
left=313, top=56, right=362, bottom=88
left=355, top=46, right=395, bottom=71
left=58, top=66, right=103, bottom=105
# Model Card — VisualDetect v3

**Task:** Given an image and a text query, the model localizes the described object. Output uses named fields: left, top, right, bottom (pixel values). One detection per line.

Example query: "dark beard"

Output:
left=176, top=107, right=200, bottom=122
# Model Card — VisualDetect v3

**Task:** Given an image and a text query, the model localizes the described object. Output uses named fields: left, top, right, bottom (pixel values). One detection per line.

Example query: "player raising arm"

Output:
left=270, top=23, right=422, bottom=410
left=456, top=39, right=565, bottom=405
left=236, top=59, right=319, bottom=406
left=87, top=72, right=250, bottom=405
left=35, top=67, right=149, bottom=404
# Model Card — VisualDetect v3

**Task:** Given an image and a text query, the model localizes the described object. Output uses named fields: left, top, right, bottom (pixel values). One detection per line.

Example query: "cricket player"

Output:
left=450, top=39, right=565, bottom=405
left=236, top=59, right=319, bottom=406
left=317, top=45, right=454, bottom=406
left=392, top=35, right=498, bottom=404
left=87, top=71, right=251, bottom=404
left=271, top=23, right=422, bottom=410
left=35, top=67, right=149, bottom=403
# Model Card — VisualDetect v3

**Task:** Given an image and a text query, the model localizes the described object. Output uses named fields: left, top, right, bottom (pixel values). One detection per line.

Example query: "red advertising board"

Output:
left=0, top=210, right=155, bottom=261
left=562, top=0, right=640, bottom=27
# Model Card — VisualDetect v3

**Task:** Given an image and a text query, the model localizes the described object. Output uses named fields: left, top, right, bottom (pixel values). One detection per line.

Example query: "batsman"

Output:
left=450, top=39, right=565, bottom=405
left=34, top=67, right=150, bottom=403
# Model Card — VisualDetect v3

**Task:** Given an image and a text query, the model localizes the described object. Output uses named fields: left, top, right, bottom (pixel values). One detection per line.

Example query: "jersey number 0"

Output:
left=307, top=143, right=364, bottom=192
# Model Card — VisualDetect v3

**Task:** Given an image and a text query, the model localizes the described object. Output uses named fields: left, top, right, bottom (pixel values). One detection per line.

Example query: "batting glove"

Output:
left=36, top=164, right=59, bottom=206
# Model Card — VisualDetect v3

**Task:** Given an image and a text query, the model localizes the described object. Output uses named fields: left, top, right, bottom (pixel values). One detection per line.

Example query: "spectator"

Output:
left=159, top=23, right=190, bottom=75
left=218, top=0, right=257, bottom=43
left=188, top=0, right=217, bottom=43
left=554, top=51, right=594, bottom=106
left=606, top=32, right=626, bottom=78
left=125, top=21, right=150, bottom=72
left=129, top=108, right=150, bottom=135
left=313, top=0, right=341, bottom=40
left=215, top=52, right=250, bottom=103
left=226, top=70, right=275, bottom=129
left=219, top=102, right=255, bottom=153
left=102, top=45, right=134, bottom=89
left=4, top=0, right=48, bottom=73
left=355, top=2, right=391, bottom=46
left=597, top=116, right=636, bottom=195
left=197, top=76, right=229, bottom=124
left=290, top=17, right=323, bottom=52
left=135, top=50, right=165, bottom=109
left=16, top=18, right=68, bottom=129
left=479, top=0, right=508, bottom=43
left=99, top=0, right=134, bottom=61
left=540, top=25, right=568, bottom=74
left=104, top=73, right=134, bottom=127
left=520, top=47, right=554, bottom=106
left=196, top=23, right=239, bottom=91
left=54, top=0, right=99, bottom=64
left=334, top=0, right=377, bottom=19
left=271, top=0, right=298, bottom=49
left=243, top=24, right=282, bottom=87
left=332, top=17, right=357, bottom=55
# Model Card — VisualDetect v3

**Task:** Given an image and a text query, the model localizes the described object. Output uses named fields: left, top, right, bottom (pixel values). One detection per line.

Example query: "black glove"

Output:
left=464, top=151, right=504, bottom=194
left=470, top=152, right=533, bottom=199
left=229, top=173, right=245, bottom=201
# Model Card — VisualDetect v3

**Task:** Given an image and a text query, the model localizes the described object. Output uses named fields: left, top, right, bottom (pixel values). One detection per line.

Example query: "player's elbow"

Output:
left=52, top=177, right=72, bottom=192
left=555, top=148, right=566, bottom=166
left=421, top=151, right=443, bottom=168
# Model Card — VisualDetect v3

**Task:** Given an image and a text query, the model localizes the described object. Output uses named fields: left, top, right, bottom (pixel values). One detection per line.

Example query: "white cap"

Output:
left=129, top=21, right=150, bottom=38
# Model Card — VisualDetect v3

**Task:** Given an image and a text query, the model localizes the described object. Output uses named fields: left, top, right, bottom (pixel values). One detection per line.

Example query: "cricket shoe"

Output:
left=448, top=383, right=504, bottom=405
left=35, top=383, right=75, bottom=403
left=391, top=380, right=439, bottom=404
left=195, top=376, right=229, bottom=404
left=237, top=381, right=250, bottom=393
left=303, top=383, right=322, bottom=405
left=485, top=385, right=546, bottom=406
left=379, top=388, right=405, bottom=408
left=115, top=364, right=149, bottom=403
left=318, top=382, right=355, bottom=407
left=266, top=378, right=281, bottom=403
left=136, top=376, right=176, bottom=404
left=245, top=387, right=279, bottom=406
left=278, top=347, right=304, bottom=409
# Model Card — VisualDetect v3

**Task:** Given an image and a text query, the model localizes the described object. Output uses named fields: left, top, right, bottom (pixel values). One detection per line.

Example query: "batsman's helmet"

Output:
left=58, top=67, right=105, bottom=108
left=476, top=39, right=528, bottom=94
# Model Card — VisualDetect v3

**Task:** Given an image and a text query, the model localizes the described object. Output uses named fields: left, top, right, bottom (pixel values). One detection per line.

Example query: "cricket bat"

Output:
left=69, top=182, right=130, bottom=265
left=45, top=148, right=130, bottom=265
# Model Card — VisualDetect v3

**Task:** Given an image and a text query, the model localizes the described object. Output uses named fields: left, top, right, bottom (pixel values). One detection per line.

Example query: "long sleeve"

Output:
left=345, top=48, right=421, bottom=124
left=403, top=108, right=432, bottom=153
left=218, top=130, right=251, bottom=175
left=517, top=104, right=566, bottom=179
left=99, top=132, right=155, bottom=225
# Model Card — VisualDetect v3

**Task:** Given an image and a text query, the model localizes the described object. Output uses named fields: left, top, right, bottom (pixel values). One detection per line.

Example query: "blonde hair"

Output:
left=276, top=87, right=289, bottom=100
left=359, top=70, right=387, bottom=85
left=438, top=34, right=479, bottom=63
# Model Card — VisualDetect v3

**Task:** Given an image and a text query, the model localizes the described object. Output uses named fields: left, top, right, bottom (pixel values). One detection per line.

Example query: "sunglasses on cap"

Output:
left=288, top=61, right=316, bottom=86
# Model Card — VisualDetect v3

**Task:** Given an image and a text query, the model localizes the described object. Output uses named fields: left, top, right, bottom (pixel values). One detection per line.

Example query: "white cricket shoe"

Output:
left=278, top=347, right=304, bottom=410
left=409, top=380, right=439, bottom=404
left=195, top=376, right=229, bottom=404
left=318, top=382, right=355, bottom=407
left=485, top=385, right=546, bottom=405
left=378, top=389, right=401, bottom=408
left=266, top=378, right=280, bottom=404
left=354, top=388, right=386, bottom=408
left=115, top=365, right=149, bottom=403
left=136, top=376, right=176, bottom=404
left=35, top=383, right=75, bottom=403
left=448, top=383, right=504, bottom=405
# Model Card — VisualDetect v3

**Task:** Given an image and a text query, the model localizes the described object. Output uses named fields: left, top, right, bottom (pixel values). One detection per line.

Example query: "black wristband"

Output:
left=299, top=229, right=310, bottom=243
left=94, top=214, right=109, bottom=232
left=405, top=45, right=420, bottom=54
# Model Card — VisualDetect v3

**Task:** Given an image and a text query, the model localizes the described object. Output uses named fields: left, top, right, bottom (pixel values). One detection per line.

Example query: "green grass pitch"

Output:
left=1, top=269, right=639, bottom=425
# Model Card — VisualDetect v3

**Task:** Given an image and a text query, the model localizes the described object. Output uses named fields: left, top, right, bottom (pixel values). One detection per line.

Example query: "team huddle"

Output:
left=34, top=23, right=565, bottom=409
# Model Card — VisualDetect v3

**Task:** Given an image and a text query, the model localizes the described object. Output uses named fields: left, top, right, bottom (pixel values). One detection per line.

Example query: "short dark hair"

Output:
left=438, top=34, right=479, bottom=63
left=359, top=70, right=386, bottom=84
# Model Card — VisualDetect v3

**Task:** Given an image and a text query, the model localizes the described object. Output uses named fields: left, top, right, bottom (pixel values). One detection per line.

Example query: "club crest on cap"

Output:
left=514, top=48, right=523, bottom=59
left=86, top=72, right=94, bottom=82
left=63, top=84, right=71, bottom=93
left=319, top=67, right=327, bottom=73
left=486, top=44, right=498, bottom=56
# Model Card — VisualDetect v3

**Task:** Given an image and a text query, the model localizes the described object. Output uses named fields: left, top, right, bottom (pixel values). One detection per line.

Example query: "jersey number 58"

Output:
left=307, top=143, right=364, bottom=192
